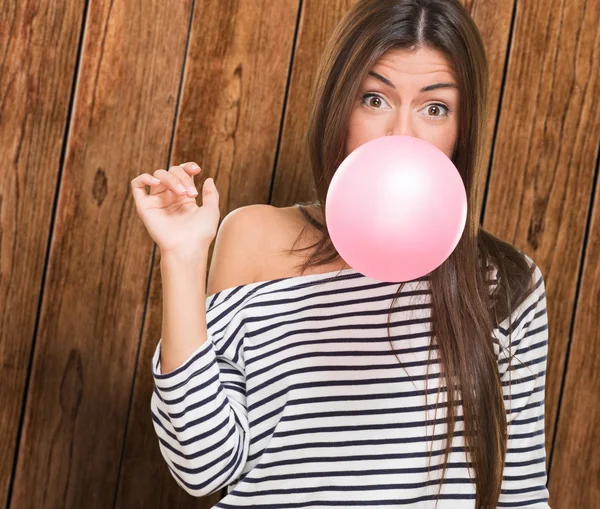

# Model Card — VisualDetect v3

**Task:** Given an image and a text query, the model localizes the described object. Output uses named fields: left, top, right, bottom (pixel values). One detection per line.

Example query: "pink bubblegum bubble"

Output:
left=325, top=135, right=467, bottom=282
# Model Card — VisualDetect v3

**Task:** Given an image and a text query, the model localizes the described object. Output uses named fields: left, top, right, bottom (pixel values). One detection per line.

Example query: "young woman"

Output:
left=131, top=1, right=551, bottom=507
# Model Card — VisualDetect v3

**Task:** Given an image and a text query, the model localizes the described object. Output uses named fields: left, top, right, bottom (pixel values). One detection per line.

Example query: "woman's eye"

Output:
left=361, top=93, right=390, bottom=110
left=421, top=103, right=450, bottom=118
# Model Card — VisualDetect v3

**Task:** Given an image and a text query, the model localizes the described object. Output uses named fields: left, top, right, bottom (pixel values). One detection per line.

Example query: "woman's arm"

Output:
left=159, top=249, right=211, bottom=374
left=159, top=204, right=263, bottom=373
left=150, top=207, right=263, bottom=496
left=497, top=263, right=551, bottom=508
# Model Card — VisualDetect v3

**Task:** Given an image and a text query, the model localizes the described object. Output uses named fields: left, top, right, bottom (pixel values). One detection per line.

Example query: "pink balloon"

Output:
left=325, top=135, right=467, bottom=282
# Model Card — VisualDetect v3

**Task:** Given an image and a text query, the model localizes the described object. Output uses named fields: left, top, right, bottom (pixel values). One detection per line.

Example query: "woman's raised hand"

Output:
left=130, top=162, right=220, bottom=257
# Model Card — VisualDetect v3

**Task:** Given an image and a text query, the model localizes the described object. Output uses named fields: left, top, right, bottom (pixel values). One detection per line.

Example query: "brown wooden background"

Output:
left=1, top=0, right=599, bottom=507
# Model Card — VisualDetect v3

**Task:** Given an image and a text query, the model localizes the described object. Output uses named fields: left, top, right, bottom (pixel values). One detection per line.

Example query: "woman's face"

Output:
left=345, top=46, right=460, bottom=159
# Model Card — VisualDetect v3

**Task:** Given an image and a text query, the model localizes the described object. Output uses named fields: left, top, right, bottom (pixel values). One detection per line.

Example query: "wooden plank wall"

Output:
left=1, top=0, right=598, bottom=508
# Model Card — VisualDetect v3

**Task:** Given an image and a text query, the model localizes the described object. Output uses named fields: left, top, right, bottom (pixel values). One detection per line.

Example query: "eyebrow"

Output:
left=368, top=71, right=458, bottom=92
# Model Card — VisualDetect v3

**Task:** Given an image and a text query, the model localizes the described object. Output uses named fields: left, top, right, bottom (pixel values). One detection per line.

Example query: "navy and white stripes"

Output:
left=151, top=256, right=550, bottom=508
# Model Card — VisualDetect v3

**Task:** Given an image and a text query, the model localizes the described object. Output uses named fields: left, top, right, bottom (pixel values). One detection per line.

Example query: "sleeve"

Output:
left=494, top=259, right=551, bottom=508
left=150, top=290, right=251, bottom=497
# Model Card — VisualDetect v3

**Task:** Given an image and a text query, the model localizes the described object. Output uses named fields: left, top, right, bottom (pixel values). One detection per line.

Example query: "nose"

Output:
left=387, top=109, right=414, bottom=137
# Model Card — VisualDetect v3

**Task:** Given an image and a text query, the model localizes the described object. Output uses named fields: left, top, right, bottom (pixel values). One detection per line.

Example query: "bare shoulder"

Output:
left=206, top=204, right=297, bottom=296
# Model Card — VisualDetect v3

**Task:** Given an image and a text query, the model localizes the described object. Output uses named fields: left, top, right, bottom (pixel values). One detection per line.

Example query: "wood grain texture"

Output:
left=482, top=0, right=600, bottom=474
left=115, top=1, right=300, bottom=506
left=549, top=151, right=600, bottom=509
left=8, top=0, right=193, bottom=507
left=467, top=0, right=516, bottom=215
left=545, top=5, right=600, bottom=506
left=173, top=0, right=300, bottom=213
left=270, top=0, right=360, bottom=207
left=0, top=0, right=85, bottom=505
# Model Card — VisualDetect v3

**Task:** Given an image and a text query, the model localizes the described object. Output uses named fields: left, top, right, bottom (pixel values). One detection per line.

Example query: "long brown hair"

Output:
left=286, top=1, right=537, bottom=507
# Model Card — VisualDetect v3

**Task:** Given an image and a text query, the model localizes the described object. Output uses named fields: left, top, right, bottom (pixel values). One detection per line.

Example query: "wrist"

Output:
left=159, top=245, right=210, bottom=269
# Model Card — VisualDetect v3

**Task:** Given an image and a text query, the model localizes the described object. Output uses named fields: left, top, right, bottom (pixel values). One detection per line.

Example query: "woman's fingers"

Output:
left=169, top=165, right=198, bottom=196
left=133, top=162, right=202, bottom=200
left=131, top=173, right=161, bottom=204
left=179, top=162, right=202, bottom=176
left=152, top=168, right=189, bottom=196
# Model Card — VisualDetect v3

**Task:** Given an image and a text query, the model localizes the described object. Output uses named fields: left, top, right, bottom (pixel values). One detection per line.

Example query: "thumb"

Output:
left=202, top=177, right=219, bottom=209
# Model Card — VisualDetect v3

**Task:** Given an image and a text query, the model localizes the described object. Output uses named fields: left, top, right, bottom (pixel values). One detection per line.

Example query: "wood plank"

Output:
left=270, top=0, right=360, bottom=207
left=0, top=1, right=85, bottom=505
left=481, top=0, right=600, bottom=485
left=8, top=0, right=193, bottom=507
left=467, top=0, right=516, bottom=214
left=115, top=1, right=300, bottom=506
left=548, top=149, right=600, bottom=509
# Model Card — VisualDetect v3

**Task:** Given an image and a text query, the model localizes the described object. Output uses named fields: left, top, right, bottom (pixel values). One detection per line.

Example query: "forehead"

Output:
left=370, top=47, right=456, bottom=83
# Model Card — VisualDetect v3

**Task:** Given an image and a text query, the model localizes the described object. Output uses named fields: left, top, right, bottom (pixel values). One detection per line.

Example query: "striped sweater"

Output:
left=151, top=256, right=551, bottom=508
